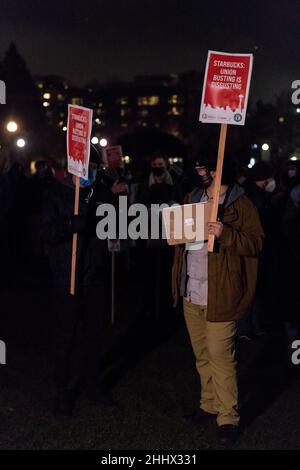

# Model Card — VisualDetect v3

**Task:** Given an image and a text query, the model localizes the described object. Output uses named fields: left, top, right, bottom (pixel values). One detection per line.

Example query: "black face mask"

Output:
left=151, top=167, right=165, bottom=177
left=192, top=169, right=213, bottom=189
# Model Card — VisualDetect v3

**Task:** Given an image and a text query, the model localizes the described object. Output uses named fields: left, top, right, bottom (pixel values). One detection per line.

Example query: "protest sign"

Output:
left=102, top=145, right=123, bottom=168
left=66, top=104, right=93, bottom=294
left=200, top=51, right=253, bottom=126
left=67, top=104, right=93, bottom=179
left=199, top=51, right=253, bottom=251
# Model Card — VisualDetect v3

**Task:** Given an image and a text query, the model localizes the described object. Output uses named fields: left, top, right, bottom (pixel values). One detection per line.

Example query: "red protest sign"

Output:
left=102, top=146, right=123, bottom=168
left=199, top=51, right=253, bottom=126
left=67, top=104, right=93, bottom=179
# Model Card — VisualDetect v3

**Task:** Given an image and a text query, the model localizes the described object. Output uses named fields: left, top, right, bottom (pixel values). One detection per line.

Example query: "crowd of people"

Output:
left=0, top=149, right=300, bottom=445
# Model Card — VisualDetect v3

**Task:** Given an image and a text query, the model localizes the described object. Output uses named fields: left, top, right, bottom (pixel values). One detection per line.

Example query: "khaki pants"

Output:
left=183, top=298, right=239, bottom=426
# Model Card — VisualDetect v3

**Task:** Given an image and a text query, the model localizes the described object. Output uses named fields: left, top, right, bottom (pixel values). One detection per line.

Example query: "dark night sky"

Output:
left=0, top=0, right=300, bottom=101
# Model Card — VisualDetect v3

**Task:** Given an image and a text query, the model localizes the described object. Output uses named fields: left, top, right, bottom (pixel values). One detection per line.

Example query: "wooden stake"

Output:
left=70, top=176, right=80, bottom=295
left=208, top=123, right=228, bottom=252
left=111, top=252, right=115, bottom=325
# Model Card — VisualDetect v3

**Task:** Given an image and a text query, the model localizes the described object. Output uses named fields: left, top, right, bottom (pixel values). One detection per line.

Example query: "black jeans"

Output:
left=53, top=284, right=106, bottom=393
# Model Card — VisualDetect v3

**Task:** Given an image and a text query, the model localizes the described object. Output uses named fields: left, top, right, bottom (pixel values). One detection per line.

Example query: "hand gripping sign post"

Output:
left=199, top=50, right=253, bottom=251
left=67, top=104, right=93, bottom=295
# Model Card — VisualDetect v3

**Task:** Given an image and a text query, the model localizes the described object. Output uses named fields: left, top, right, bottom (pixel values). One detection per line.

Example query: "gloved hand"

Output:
left=65, top=214, right=87, bottom=233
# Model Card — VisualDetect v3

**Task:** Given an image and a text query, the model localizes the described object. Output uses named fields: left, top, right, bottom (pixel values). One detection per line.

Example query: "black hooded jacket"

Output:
left=42, top=177, right=115, bottom=288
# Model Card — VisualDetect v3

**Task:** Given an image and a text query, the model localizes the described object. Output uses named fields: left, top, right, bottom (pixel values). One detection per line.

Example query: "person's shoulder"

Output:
left=236, top=194, right=257, bottom=210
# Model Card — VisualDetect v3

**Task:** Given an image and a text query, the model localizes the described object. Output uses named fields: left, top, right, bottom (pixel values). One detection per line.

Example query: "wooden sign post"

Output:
left=207, top=123, right=228, bottom=252
left=70, top=176, right=80, bottom=295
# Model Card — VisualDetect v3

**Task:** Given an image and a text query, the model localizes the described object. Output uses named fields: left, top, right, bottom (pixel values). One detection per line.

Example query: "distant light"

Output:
left=58, top=121, right=64, bottom=127
left=95, top=118, right=101, bottom=124
left=248, top=163, right=253, bottom=169
left=62, top=126, right=67, bottom=132
left=30, top=161, right=37, bottom=174
left=124, top=155, right=130, bottom=164
left=16, top=138, right=26, bottom=148
left=251, top=144, right=258, bottom=150
left=6, top=121, right=18, bottom=132
left=290, top=156, right=298, bottom=161
left=250, top=158, right=256, bottom=166
left=297, top=108, right=300, bottom=114
left=91, top=136, right=99, bottom=145
left=99, top=138, right=108, bottom=147
left=262, top=143, right=269, bottom=151
left=43, top=92, right=51, bottom=100
left=43, top=101, right=50, bottom=107
left=278, top=116, right=285, bottom=123
left=173, top=157, right=179, bottom=163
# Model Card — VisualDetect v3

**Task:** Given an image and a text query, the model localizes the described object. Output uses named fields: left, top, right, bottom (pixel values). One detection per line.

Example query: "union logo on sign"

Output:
left=234, top=113, right=242, bottom=122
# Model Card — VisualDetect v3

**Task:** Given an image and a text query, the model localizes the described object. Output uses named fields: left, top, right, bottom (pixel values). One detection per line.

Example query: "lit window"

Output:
left=37, top=83, right=43, bottom=89
left=168, top=106, right=182, bottom=116
left=169, top=94, right=183, bottom=105
left=278, top=116, right=285, bottom=123
left=71, top=97, right=83, bottom=105
left=138, top=96, right=159, bottom=106
left=58, top=121, right=64, bottom=127
left=139, top=109, right=149, bottom=117
left=121, top=123, right=128, bottom=128
left=116, top=97, right=128, bottom=106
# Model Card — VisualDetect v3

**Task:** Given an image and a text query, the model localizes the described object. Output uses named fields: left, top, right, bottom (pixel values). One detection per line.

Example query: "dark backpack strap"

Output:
left=217, top=184, right=233, bottom=222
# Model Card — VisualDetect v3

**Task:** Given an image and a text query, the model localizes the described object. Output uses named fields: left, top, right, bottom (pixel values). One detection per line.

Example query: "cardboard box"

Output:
left=162, top=202, right=213, bottom=245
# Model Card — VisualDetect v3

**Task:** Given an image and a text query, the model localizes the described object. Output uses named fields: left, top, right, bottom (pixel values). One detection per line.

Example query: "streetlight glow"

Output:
left=6, top=121, right=18, bottom=132
left=43, top=92, right=51, bottom=100
left=262, top=143, right=269, bottom=151
left=43, top=101, right=50, bottom=107
left=99, top=138, right=108, bottom=147
left=16, top=138, right=26, bottom=148
left=91, top=137, right=99, bottom=145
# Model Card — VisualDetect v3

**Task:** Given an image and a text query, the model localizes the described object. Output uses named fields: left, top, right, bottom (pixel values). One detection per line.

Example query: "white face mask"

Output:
left=265, top=178, right=276, bottom=193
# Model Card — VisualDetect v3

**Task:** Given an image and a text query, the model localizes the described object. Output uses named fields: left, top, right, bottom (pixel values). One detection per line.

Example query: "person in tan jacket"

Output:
left=172, top=156, right=264, bottom=445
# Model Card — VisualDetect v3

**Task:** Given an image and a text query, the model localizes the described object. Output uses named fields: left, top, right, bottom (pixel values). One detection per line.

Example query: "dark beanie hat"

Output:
left=249, top=161, right=273, bottom=181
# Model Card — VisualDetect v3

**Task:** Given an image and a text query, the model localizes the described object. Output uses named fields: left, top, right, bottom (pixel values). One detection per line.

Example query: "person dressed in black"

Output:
left=238, top=161, right=276, bottom=338
left=42, top=148, right=126, bottom=417
left=137, top=152, right=179, bottom=318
